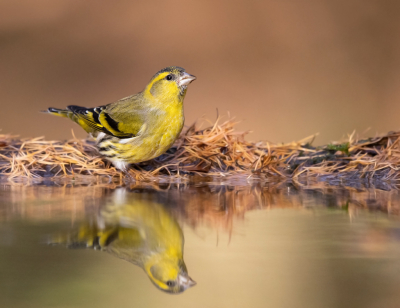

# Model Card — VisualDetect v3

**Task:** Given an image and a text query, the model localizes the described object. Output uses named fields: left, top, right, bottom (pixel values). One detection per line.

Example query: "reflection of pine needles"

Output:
left=1, top=182, right=400, bottom=232
left=2, top=118, right=400, bottom=182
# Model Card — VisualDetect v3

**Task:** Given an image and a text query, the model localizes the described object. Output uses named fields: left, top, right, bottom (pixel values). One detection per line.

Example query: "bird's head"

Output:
left=145, top=66, right=196, bottom=102
left=145, top=257, right=196, bottom=294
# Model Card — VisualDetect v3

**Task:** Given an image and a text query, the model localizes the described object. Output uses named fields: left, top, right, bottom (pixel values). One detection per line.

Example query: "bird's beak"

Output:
left=178, top=274, right=197, bottom=290
left=178, top=72, right=196, bottom=87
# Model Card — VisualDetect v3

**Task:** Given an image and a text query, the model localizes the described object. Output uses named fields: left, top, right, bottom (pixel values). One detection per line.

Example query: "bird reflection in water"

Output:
left=51, top=189, right=196, bottom=294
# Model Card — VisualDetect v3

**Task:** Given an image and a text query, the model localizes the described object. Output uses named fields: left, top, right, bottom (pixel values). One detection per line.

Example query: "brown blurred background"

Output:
left=1, top=0, right=400, bottom=144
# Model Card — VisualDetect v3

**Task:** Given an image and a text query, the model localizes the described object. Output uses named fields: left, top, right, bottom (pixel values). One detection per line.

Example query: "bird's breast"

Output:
left=113, top=105, right=184, bottom=163
left=150, top=108, right=184, bottom=154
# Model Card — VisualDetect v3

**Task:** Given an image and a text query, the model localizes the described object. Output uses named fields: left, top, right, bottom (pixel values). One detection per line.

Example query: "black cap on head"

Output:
left=155, top=66, right=185, bottom=76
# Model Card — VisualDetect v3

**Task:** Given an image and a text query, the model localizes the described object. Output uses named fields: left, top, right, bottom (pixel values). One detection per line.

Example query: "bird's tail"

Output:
left=42, top=107, right=71, bottom=118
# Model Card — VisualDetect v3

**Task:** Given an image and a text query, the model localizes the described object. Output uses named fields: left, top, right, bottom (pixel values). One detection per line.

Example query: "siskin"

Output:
left=44, top=66, right=196, bottom=172
left=50, top=189, right=196, bottom=293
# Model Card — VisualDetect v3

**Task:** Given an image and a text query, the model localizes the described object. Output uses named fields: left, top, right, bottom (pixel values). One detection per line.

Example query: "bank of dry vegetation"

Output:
left=1, top=118, right=400, bottom=184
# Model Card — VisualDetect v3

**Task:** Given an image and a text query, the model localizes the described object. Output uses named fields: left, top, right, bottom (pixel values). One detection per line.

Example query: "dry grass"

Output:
left=1, top=118, right=400, bottom=183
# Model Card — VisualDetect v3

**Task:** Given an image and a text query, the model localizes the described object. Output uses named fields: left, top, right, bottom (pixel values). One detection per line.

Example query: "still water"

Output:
left=1, top=181, right=400, bottom=308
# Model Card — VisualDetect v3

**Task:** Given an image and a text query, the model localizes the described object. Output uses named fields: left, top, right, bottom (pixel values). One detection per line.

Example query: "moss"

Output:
left=326, top=142, right=350, bottom=155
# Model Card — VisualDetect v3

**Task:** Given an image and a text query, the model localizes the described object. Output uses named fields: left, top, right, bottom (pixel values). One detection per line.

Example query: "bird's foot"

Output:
left=123, top=168, right=136, bottom=183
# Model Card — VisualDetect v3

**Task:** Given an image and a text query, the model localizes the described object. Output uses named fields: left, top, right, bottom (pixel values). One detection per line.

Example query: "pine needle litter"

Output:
left=1, top=118, right=400, bottom=184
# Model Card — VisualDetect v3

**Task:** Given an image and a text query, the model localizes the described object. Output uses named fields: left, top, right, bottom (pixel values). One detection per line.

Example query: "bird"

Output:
left=44, top=66, right=196, bottom=172
left=50, top=188, right=196, bottom=293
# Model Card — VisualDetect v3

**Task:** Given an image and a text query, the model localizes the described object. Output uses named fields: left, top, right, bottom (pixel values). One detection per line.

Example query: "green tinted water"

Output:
left=1, top=182, right=400, bottom=308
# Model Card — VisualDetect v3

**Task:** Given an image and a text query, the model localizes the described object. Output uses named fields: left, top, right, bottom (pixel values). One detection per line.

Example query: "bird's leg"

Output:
left=123, top=167, right=136, bottom=183
left=111, top=160, right=135, bottom=183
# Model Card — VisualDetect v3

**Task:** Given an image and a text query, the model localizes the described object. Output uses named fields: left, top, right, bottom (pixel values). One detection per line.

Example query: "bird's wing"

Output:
left=104, top=94, right=148, bottom=137
left=67, top=94, right=146, bottom=138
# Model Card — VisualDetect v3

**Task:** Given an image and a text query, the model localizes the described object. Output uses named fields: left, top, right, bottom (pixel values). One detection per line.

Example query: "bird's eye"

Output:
left=166, top=74, right=173, bottom=81
left=166, top=280, right=176, bottom=287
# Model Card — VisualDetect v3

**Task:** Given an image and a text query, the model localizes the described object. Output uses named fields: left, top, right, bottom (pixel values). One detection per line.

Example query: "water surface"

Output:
left=1, top=182, right=400, bottom=308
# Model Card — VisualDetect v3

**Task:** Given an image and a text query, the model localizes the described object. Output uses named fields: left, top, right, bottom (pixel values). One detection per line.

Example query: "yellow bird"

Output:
left=44, top=67, right=196, bottom=172
left=51, top=189, right=196, bottom=293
